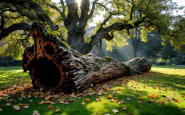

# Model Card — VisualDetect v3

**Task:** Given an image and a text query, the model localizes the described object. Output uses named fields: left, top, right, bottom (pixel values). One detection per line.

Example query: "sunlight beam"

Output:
left=76, top=0, right=81, bottom=7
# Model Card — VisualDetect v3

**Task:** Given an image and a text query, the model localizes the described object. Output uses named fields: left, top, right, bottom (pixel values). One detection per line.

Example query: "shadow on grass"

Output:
left=0, top=67, right=185, bottom=115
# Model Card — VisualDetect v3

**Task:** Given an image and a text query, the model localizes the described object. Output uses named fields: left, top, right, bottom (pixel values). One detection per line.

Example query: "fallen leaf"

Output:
left=174, top=99, right=179, bottom=103
left=150, top=94, right=156, bottom=99
left=60, top=100, right=65, bottom=104
left=107, top=88, right=111, bottom=90
left=122, top=108, right=128, bottom=111
left=110, top=99, right=115, bottom=102
left=55, top=108, right=61, bottom=113
left=13, top=105, right=21, bottom=111
left=156, top=100, right=164, bottom=104
left=20, top=104, right=29, bottom=108
left=139, top=97, right=143, bottom=101
left=32, top=110, right=40, bottom=115
left=116, top=98, right=119, bottom=102
left=45, top=100, right=51, bottom=104
left=118, top=100, right=125, bottom=105
left=48, top=105, right=53, bottom=110
left=85, top=98, right=90, bottom=102
left=112, top=109, right=119, bottom=113
left=2, top=86, right=6, bottom=89
left=164, top=88, right=168, bottom=91
left=6, top=103, right=11, bottom=106
left=107, top=94, right=113, bottom=99
left=116, top=88, right=121, bottom=91
left=95, top=98, right=101, bottom=102
left=127, top=97, right=131, bottom=100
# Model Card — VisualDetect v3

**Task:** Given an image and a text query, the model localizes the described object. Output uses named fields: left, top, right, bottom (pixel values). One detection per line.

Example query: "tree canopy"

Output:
left=0, top=0, right=185, bottom=58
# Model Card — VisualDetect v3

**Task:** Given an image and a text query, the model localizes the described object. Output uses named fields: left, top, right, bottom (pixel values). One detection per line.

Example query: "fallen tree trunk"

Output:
left=22, top=23, right=152, bottom=93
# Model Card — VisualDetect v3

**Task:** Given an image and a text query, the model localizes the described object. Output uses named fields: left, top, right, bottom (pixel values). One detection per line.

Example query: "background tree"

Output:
left=128, top=28, right=142, bottom=58
left=144, top=30, right=162, bottom=63
left=161, top=39, right=177, bottom=64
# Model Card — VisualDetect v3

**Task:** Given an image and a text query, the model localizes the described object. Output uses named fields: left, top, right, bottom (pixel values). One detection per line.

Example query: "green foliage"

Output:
left=105, top=31, right=128, bottom=51
left=0, top=31, right=33, bottom=60
left=156, top=62, right=167, bottom=66
left=161, top=39, right=177, bottom=61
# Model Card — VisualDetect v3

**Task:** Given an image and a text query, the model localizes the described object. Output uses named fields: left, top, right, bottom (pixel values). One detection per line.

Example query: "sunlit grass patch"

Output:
left=0, top=65, right=185, bottom=115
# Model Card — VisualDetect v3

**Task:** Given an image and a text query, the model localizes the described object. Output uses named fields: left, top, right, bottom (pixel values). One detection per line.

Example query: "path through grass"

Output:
left=0, top=66, right=185, bottom=115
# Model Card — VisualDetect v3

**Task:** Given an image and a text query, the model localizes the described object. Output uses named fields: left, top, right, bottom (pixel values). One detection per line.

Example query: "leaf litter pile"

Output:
left=0, top=71, right=185, bottom=115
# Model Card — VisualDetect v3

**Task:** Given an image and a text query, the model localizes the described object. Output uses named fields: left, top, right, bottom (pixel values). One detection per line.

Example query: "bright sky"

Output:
left=52, top=0, right=185, bottom=26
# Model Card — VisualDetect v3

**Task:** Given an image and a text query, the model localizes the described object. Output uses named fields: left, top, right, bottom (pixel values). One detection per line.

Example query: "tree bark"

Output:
left=22, top=23, right=152, bottom=93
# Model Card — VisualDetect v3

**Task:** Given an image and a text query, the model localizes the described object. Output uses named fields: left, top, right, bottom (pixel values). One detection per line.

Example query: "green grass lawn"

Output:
left=0, top=65, right=185, bottom=115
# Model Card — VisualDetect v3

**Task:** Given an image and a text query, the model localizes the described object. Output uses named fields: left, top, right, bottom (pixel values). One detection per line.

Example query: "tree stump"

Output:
left=22, top=23, right=152, bottom=93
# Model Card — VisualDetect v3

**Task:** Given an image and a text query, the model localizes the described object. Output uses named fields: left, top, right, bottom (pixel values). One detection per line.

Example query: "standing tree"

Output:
left=128, top=28, right=142, bottom=58
left=0, top=0, right=181, bottom=55
left=144, top=30, right=162, bottom=63
left=161, top=40, right=177, bottom=64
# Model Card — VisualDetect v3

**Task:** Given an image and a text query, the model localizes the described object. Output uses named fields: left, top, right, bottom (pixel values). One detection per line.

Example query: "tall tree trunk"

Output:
left=67, top=32, right=85, bottom=53
left=22, top=23, right=152, bottom=93
left=133, top=46, right=137, bottom=58
left=170, top=56, right=172, bottom=64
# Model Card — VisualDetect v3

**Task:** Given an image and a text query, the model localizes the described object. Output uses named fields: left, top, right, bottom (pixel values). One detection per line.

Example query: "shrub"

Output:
left=0, top=62, right=8, bottom=66
left=179, top=61, right=185, bottom=65
left=156, top=62, right=166, bottom=66
left=8, top=60, right=22, bottom=66
left=0, top=60, right=22, bottom=66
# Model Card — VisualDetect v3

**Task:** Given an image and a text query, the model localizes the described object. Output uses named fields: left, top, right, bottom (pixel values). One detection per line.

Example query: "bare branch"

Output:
left=0, top=23, right=31, bottom=40
left=88, top=0, right=98, bottom=19
left=60, top=0, right=66, bottom=14
left=145, top=0, right=152, bottom=12
left=47, top=3, right=67, bottom=24
left=1, top=0, right=55, bottom=29
left=96, top=2, right=111, bottom=14
left=100, top=14, right=112, bottom=27
left=130, top=0, right=134, bottom=20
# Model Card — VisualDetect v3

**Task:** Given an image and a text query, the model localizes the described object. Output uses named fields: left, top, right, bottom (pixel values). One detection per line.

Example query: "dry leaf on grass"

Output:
left=48, top=105, right=53, bottom=110
left=122, top=108, right=128, bottom=111
left=55, top=108, right=61, bottom=113
left=156, top=100, right=164, bottom=104
left=112, top=109, right=119, bottom=113
left=107, top=94, right=113, bottom=99
left=85, top=98, right=90, bottom=102
left=118, top=100, right=125, bottom=105
left=32, top=110, right=40, bottom=115
left=150, top=94, right=156, bottom=99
